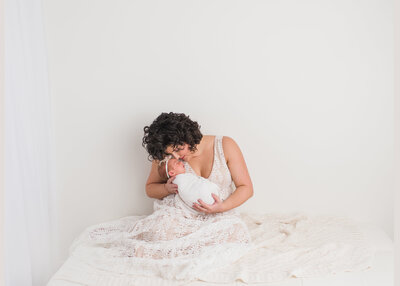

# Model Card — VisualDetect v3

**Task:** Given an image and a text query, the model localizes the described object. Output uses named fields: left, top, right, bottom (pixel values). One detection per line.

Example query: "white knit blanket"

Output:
left=49, top=212, right=375, bottom=286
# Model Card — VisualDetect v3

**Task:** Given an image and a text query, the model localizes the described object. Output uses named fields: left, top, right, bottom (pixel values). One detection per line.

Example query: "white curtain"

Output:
left=4, top=0, right=57, bottom=285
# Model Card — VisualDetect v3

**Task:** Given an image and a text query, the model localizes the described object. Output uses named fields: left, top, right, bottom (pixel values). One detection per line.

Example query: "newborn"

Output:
left=158, top=157, right=220, bottom=214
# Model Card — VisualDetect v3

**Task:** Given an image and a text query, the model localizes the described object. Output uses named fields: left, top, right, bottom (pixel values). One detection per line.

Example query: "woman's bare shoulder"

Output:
left=221, top=136, right=242, bottom=163
left=221, top=136, right=237, bottom=148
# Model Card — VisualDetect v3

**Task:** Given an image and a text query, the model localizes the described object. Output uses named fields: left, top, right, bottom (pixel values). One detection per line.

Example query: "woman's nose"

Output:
left=171, top=152, right=179, bottom=159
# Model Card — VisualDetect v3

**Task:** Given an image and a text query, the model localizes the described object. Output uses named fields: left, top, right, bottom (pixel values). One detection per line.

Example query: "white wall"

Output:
left=394, top=0, right=399, bottom=285
left=43, top=0, right=394, bottom=270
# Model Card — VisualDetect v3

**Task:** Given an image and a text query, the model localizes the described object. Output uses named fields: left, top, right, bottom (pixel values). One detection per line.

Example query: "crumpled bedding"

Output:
left=47, top=212, right=375, bottom=286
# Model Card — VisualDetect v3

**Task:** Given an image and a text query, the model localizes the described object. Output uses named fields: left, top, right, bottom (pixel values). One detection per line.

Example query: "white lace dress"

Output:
left=69, top=135, right=253, bottom=281
left=58, top=135, right=375, bottom=285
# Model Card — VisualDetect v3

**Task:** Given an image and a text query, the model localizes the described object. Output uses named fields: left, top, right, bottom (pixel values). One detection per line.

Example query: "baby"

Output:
left=158, top=157, right=220, bottom=214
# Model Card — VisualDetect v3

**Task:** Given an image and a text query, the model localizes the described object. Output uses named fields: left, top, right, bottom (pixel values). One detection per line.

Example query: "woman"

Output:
left=69, top=112, right=255, bottom=282
left=133, top=112, right=254, bottom=277
left=143, top=112, right=254, bottom=214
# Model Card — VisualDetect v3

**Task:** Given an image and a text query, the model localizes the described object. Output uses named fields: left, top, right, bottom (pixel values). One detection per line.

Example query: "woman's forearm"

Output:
left=221, top=185, right=253, bottom=212
left=146, top=183, right=169, bottom=199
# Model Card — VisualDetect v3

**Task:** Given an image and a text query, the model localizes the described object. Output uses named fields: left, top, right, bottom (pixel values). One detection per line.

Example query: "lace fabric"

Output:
left=53, top=211, right=375, bottom=285
left=62, top=136, right=375, bottom=284
left=69, top=135, right=253, bottom=281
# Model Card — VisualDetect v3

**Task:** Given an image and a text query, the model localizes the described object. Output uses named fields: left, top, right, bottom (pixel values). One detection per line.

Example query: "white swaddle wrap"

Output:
left=173, top=173, right=220, bottom=214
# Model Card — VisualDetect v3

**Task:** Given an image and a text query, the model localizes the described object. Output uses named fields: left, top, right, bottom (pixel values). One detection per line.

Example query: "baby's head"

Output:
left=158, top=157, right=186, bottom=181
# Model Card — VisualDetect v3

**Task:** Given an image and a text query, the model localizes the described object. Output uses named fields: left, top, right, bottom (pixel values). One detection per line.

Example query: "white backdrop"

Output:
left=5, top=0, right=55, bottom=285
left=42, top=0, right=394, bottom=270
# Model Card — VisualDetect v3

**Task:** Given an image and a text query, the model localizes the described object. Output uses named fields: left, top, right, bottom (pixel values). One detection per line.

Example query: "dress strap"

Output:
left=215, top=135, right=228, bottom=168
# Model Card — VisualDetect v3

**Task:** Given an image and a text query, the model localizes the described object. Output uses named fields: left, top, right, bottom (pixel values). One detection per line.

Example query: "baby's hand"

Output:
left=164, top=176, right=178, bottom=194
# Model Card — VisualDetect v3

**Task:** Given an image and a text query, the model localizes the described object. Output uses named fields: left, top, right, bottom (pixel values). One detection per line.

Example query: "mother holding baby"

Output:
left=138, top=112, right=254, bottom=279
left=70, top=112, right=255, bottom=283
left=143, top=112, right=254, bottom=215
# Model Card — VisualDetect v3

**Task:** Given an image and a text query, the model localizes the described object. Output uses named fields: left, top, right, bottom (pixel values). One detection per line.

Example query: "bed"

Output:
left=47, top=214, right=394, bottom=286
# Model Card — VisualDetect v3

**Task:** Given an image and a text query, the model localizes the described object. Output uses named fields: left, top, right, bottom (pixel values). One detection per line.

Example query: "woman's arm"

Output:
left=193, top=136, right=253, bottom=213
left=145, top=160, right=178, bottom=199
left=220, top=136, right=253, bottom=211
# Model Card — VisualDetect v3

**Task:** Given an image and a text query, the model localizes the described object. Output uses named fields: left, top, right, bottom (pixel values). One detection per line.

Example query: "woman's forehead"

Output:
left=165, top=144, right=184, bottom=153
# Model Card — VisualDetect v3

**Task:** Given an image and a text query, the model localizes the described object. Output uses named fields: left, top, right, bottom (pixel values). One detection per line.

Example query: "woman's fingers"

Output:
left=165, top=181, right=178, bottom=194
left=197, top=199, right=210, bottom=209
left=164, top=176, right=179, bottom=194
left=193, top=196, right=223, bottom=214
left=167, top=176, right=176, bottom=184
left=193, top=202, right=208, bottom=212
left=211, top=193, right=221, bottom=203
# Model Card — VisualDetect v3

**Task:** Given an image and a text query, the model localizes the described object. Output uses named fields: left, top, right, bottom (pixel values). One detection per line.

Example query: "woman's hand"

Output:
left=192, top=193, right=225, bottom=214
left=164, top=176, right=178, bottom=194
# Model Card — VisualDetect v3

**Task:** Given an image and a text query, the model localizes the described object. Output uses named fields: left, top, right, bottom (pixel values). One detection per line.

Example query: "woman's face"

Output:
left=165, top=144, right=191, bottom=160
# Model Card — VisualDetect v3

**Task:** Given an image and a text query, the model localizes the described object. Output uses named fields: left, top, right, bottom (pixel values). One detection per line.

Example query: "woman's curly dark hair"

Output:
left=142, top=112, right=203, bottom=161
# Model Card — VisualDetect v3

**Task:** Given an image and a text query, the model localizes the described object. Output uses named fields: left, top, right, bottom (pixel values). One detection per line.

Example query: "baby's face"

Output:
left=167, top=158, right=186, bottom=177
